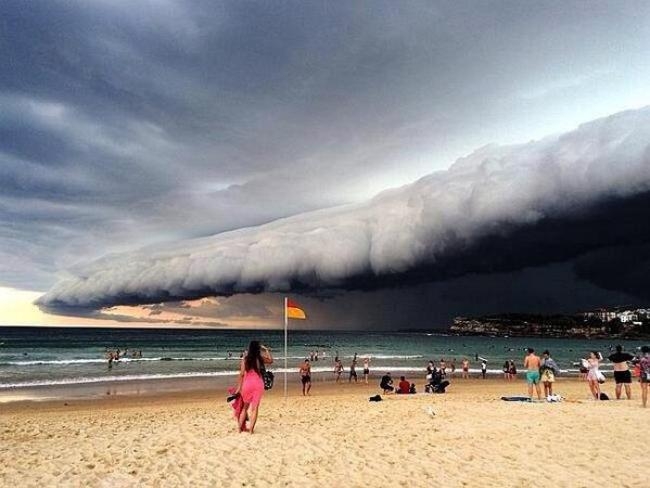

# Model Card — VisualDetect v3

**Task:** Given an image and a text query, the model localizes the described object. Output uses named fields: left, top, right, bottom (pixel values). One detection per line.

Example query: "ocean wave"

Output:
left=0, top=356, right=236, bottom=366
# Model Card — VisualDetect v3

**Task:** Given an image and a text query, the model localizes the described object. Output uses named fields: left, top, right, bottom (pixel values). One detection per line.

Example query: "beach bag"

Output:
left=261, top=366, right=274, bottom=390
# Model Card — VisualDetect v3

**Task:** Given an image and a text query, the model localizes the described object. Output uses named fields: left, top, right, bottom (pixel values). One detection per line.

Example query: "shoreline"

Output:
left=0, top=372, right=624, bottom=412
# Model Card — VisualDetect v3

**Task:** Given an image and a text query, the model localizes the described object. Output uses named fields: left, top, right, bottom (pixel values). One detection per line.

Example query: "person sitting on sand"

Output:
left=397, top=375, right=410, bottom=394
left=300, top=359, right=312, bottom=396
left=380, top=372, right=394, bottom=393
left=524, top=348, right=542, bottom=401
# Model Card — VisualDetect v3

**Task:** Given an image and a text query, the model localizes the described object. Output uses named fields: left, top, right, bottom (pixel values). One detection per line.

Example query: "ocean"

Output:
left=1, top=326, right=647, bottom=396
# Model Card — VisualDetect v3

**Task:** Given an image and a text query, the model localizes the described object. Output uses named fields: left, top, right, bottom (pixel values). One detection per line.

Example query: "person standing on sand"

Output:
left=481, top=360, right=487, bottom=379
left=502, top=360, right=510, bottom=381
left=362, top=357, right=370, bottom=384
left=608, top=345, right=634, bottom=400
left=349, top=357, right=358, bottom=383
left=508, top=360, right=517, bottom=380
left=334, top=358, right=344, bottom=383
left=585, top=351, right=602, bottom=401
left=450, top=359, right=456, bottom=376
left=234, top=341, right=273, bottom=434
left=461, top=358, right=469, bottom=379
left=540, top=350, right=560, bottom=398
left=638, top=346, right=650, bottom=408
left=524, top=348, right=542, bottom=400
left=299, top=359, right=312, bottom=396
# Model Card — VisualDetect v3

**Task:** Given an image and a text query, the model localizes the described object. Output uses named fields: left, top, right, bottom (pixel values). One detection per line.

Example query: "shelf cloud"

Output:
left=38, top=106, right=650, bottom=313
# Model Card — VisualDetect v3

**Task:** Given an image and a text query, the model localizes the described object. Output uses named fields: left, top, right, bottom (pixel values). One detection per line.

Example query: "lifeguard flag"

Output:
left=286, top=299, right=306, bottom=319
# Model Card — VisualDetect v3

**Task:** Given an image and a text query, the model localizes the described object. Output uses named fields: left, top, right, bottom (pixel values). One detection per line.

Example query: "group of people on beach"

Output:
left=228, top=341, right=650, bottom=434
left=576, top=345, right=650, bottom=406
left=331, top=352, right=371, bottom=384
left=522, top=345, right=650, bottom=406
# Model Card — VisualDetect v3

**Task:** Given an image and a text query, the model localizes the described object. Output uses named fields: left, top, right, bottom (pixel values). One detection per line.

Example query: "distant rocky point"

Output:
left=450, top=308, right=650, bottom=339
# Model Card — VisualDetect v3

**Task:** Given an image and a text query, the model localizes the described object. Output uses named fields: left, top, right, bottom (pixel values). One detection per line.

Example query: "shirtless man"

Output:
left=608, top=345, right=634, bottom=400
left=299, top=359, right=312, bottom=396
left=524, top=348, right=542, bottom=401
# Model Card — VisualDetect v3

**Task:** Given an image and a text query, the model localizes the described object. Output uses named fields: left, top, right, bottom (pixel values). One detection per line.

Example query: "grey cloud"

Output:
left=2, top=0, right=650, bottom=297
left=38, top=106, right=650, bottom=311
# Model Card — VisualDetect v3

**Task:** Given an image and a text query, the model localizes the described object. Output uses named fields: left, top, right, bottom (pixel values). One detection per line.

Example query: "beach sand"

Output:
left=0, top=375, right=646, bottom=487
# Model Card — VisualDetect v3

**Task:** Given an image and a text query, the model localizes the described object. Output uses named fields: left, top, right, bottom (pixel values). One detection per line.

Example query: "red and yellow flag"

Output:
left=286, top=299, right=306, bottom=320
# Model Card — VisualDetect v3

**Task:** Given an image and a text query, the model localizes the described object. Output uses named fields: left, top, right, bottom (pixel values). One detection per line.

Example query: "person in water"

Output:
left=524, top=348, right=542, bottom=401
left=234, top=341, right=273, bottom=434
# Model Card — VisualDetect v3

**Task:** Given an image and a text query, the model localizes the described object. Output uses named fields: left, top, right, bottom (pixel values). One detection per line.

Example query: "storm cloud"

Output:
left=38, top=106, right=650, bottom=312
left=3, top=1, right=650, bottom=295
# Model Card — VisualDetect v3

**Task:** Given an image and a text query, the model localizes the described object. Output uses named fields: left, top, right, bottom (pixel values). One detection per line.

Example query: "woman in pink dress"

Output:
left=234, top=341, right=273, bottom=434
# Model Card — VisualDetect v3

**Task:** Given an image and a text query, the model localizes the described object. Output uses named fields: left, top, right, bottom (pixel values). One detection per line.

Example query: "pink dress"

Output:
left=241, top=369, right=264, bottom=407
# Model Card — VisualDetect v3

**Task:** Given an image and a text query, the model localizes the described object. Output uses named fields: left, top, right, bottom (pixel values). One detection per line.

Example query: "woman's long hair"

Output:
left=244, top=341, right=262, bottom=373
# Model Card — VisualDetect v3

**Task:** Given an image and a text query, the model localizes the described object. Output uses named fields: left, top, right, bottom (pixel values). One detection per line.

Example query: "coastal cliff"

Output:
left=450, top=313, right=650, bottom=339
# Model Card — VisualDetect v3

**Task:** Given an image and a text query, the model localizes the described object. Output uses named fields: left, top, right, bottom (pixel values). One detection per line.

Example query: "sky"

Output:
left=1, top=1, right=650, bottom=329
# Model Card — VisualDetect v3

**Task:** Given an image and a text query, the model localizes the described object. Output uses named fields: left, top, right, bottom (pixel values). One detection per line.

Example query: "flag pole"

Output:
left=284, top=296, right=288, bottom=399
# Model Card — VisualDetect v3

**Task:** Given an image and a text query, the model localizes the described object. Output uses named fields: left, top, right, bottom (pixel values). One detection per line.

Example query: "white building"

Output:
left=617, top=310, right=637, bottom=323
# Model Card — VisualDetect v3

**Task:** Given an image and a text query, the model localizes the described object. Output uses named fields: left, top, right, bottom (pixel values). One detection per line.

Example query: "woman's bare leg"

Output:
left=238, top=403, right=249, bottom=432
left=248, top=404, right=260, bottom=433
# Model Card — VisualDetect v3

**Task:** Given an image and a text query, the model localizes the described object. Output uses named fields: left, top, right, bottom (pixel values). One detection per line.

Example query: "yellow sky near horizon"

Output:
left=0, top=286, right=279, bottom=329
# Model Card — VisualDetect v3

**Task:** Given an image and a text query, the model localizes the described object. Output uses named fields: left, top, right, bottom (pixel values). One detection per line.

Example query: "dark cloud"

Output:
left=2, top=1, right=649, bottom=294
left=38, top=107, right=650, bottom=323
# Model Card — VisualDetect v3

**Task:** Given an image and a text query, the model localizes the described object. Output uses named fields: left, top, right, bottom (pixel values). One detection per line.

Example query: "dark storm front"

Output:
left=0, top=326, right=647, bottom=389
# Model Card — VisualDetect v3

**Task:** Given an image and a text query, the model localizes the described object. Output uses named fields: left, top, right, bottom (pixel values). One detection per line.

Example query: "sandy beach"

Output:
left=0, top=375, right=647, bottom=487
